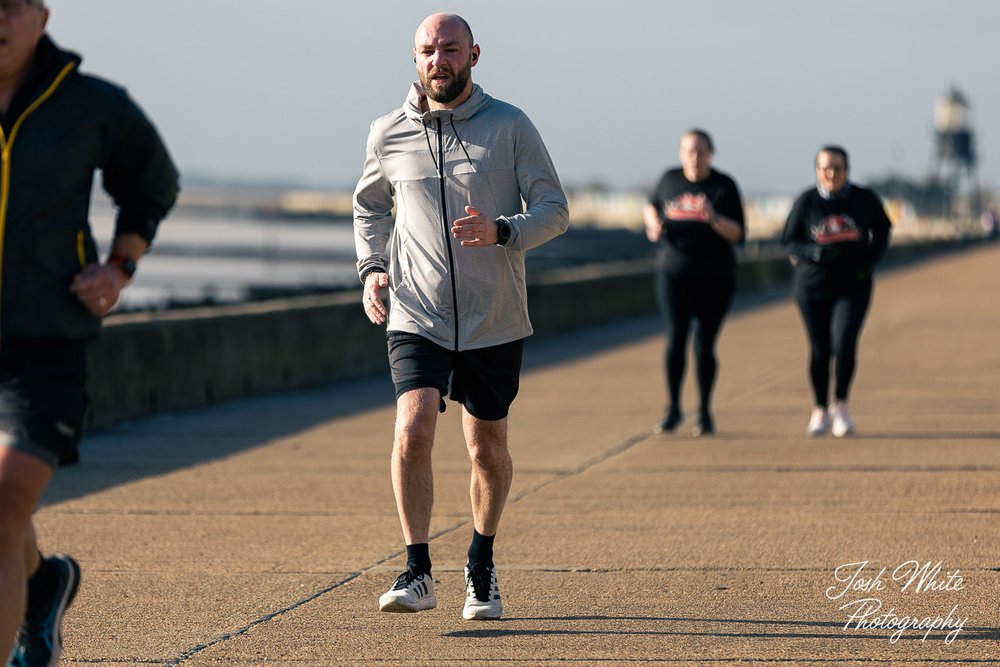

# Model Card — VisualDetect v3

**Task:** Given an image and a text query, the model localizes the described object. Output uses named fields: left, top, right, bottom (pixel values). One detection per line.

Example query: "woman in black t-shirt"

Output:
left=781, top=145, right=891, bottom=438
left=643, top=129, right=745, bottom=437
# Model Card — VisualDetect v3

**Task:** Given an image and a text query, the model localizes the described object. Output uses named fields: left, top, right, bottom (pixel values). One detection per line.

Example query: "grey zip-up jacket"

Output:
left=354, top=83, right=569, bottom=350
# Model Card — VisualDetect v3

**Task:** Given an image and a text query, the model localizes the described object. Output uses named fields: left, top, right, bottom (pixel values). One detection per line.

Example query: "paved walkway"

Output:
left=40, top=243, right=999, bottom=665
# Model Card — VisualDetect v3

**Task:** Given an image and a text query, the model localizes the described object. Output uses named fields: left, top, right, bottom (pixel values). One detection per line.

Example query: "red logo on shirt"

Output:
left=812, top=214, right=861, bottom=244
left=664, top=193, right=710, bottom=222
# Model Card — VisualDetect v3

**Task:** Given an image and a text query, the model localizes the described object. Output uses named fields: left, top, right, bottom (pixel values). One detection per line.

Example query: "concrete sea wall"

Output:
left=86, top=237, right=983, bottom=428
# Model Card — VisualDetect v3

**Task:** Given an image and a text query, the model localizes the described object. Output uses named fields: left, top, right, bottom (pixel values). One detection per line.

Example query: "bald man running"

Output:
left=353, top=12, right=568, bottom=620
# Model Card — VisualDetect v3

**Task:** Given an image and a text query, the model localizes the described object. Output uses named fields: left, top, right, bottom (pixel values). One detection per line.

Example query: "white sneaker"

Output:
left=830, top=402, right=854, bottom=438
left=462, top=563, right=502, bottom=620
left=807, top=407, right=830, bottom=437
left=379, top=570, right=436, bottom=613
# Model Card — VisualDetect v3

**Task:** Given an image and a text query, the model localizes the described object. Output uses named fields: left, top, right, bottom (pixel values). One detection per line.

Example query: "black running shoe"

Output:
left=653, top=407, right=682, bottom=434
left=9, top=554, right=81, bottom=667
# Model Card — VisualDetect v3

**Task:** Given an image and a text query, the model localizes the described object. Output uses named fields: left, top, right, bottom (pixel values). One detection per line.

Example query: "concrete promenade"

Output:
left=39, top=243, right=999, bottom=665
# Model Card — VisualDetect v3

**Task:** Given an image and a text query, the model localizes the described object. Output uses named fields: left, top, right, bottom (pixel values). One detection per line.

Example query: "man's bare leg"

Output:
left=0, top=448, right=52, bottom=661
left=391, top=388, right=440, bottom=544
left=461, top=410, right=511, bottom=619
left=463, top=412, right=511, bottom=535
left=379, top=388, right=441, bottom=613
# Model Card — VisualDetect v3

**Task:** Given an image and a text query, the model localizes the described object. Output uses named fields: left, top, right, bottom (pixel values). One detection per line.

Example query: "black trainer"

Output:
left=9, top=554, right=81, bottom=667
left=653, top=407, right=682, bottom=434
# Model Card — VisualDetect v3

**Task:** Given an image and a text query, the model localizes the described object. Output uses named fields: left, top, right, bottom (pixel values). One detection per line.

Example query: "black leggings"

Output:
left=656, top=270, right=735, bottom=414
left=794, top=283, right=872, bottom=407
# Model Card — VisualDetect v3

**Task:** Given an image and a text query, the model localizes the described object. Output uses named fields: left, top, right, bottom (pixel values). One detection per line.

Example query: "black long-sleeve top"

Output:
left=649, top=167, right=745, bottom=276
left=781, top=183, right=892, bottom=296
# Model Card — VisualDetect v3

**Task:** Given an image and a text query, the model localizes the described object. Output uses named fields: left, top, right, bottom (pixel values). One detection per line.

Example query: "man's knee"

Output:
left=395, top=421, right=435, bottom=449
left=465, top=423, right=509, bottom=471
left=394, top=427, right=435, bottom=465
left=395, top=388, right=439, bottom=436
left=468, top=446, right=507, bottom=475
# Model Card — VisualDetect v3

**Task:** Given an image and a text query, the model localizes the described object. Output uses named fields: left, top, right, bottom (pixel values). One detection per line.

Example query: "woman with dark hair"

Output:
left=643, top=129, right=745, bottom=437
left=781, top=145, right=892, bottom=437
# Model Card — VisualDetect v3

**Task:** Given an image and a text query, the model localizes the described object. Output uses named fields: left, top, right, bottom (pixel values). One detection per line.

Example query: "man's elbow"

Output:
left=553, top=201, right=570, bottom=234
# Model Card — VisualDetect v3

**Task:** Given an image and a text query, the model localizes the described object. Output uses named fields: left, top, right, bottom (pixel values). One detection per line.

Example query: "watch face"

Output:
left=112, top=255, right=137, bottom=278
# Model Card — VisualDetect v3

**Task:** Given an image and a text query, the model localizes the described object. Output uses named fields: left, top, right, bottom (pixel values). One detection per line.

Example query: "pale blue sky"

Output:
left=48, top=0, right=997, bottom=196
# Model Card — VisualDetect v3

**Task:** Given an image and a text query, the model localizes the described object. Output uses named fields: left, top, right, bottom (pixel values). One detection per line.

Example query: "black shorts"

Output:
left=0, top=338, right=89, bottom=468
left=387, top=332, right=523, bottom=421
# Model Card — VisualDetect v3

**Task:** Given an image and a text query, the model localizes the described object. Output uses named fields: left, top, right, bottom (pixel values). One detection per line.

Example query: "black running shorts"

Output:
left=387, top=332, right=523, bottom=421
left=0, top=338, right=89, bottom=468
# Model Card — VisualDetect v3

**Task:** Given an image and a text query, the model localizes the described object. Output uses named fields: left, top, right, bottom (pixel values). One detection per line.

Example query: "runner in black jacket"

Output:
left=781, top=145, right=891, bottom=438
left=643, top=129, right=745, bottom=437
left=0, top=4, right=179, bottom=664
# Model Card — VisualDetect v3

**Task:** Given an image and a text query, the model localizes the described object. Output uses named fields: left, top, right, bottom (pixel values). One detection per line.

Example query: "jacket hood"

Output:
left=403, top=82, right=491, bottom=124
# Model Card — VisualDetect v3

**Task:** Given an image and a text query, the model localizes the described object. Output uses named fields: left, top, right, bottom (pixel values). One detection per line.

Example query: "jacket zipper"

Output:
left=0, top=61, right=77, bottom=349
left=436, top=116, right=460, bottom=350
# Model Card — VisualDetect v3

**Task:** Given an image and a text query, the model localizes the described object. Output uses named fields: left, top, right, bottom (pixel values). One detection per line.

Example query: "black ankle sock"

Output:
left=405, top=543, right=431, bottom=576
left=467, top=530, right=495, bottom=568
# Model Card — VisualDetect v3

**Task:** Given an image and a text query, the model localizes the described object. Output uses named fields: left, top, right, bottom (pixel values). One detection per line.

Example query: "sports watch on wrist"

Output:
left=108, top=253, right=137, bottom=279
left=495, top=218, right=512, bottom=246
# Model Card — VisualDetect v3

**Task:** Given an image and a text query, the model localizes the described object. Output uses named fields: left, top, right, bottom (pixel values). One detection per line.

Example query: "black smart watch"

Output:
left=495, top=219, right=512, bottom=246
left=108, top=253, right=137, bottom=279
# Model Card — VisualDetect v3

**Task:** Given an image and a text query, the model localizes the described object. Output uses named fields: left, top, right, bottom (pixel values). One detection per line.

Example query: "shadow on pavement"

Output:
left=42, top=372, right=397, bottom=507
left=443, top=615, right=999, bottom=642
left=851, top=432, right=1000, bottom=441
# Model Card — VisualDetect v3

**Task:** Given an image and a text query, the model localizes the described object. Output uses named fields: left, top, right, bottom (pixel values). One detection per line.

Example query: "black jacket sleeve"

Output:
left=100, top=89, right=180, bottom=245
